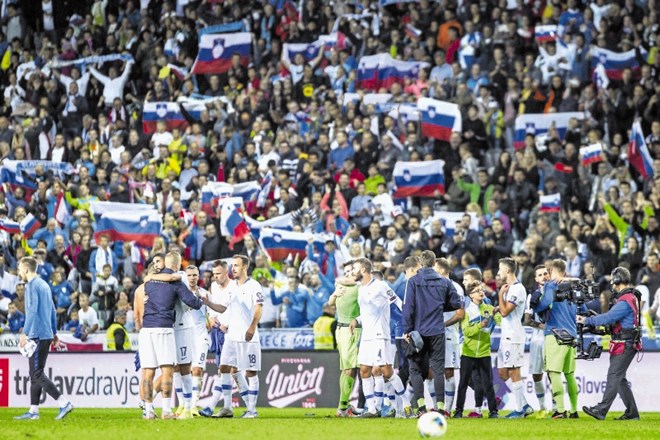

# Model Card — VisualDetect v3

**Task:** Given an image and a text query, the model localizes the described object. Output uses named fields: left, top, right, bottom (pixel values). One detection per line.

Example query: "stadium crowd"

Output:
left=1, top=0, right=660, bottom=339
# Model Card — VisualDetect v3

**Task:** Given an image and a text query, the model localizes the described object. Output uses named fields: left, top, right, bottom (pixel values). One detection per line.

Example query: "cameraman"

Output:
left=579, top=267, right=641, bottom=421
left=533, top=259, right=582, bottom=419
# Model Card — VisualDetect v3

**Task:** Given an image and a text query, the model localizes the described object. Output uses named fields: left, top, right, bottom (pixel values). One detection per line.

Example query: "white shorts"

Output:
left=138, top=328, right=176, bottom=369
left=175, top=328, right=194, bottom=365
left=358, top=339, right=393, bottom=367
left=219, top=340, right=262, bottom=371
left=497, top=342, right=524, bottom=369
left=192, top=330, right=211, bottom=369
left=444, top=338, right=460, bottom=369
left=528, top=337, right=545, bottom=375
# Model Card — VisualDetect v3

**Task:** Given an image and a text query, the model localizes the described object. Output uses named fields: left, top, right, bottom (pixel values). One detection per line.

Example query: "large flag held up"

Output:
left=534, top=25, right=558, bottom=43
left=258, top=228, right=313, bottom=262
left=356, top=53, right=429, bottom=91
left=590, top=46, right=647, bottom=80
left=94, top=210, right=162, bottom=247
left=0, top=160, right=75, bottom=190
left=245, top=213, right=293, bottom=240
left=393, top=160, right=445, bottom=198
left=201, top=181, right=261, bottom=216
left=628, top=121, right=654, bottom=179
left=142, top=102, right=188, bottom=134
left=192, top=32, right=251, bottom=75
left=418, top=98, right=462, bottom=141
left=513, top=112, right=584, bottom=149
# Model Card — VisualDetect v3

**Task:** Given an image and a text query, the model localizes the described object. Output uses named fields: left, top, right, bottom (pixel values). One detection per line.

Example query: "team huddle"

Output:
left=132, top=250, right=573, bottom=420
left=134, top=252, right=262, bottom=419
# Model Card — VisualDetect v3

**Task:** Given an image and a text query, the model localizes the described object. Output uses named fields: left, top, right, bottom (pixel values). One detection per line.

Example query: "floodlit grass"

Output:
left=1, top=408, right=659, bottom=440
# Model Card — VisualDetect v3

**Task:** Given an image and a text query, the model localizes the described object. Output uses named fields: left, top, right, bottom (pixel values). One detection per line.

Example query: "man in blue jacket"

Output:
left=580, top=267, right=641, bottom=421
left=403, top=250, right=464, bottom=415
left=534, top=259, right=584, bottom=419
left=14, top=257, right=74, bottom=421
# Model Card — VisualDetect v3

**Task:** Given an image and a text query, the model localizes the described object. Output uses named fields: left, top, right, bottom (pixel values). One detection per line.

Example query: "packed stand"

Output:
left=0, top=0, right=659, bottom=335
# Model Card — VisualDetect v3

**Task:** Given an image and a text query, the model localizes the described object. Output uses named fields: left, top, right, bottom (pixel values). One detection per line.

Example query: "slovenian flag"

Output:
left=142, top=102, right=188, bottom=134
left=592, top=63, right=609, bottom=90
left=318, top=32, right=347, bottom=50
left=0, top=160, right=74, bottom=190
left=393, top=160, right=445, bottom=198
left=513, top=112, right=584, bottom=150
left=419, top=98, right=462, bottom=141
left=54, top=193, right=71, bottom=226
left=540, top=193, right=561, bottom=213
left=283, top=41, right=323, bottom=64
left=534, top=25, right=558, bottom=43
left=192, top=32, right=251, bottom=75
left=0, top=217, right=20, bottom=234
left=19, top=213, right=41, bottom=238
left=356, top=53, right=429, bottom=91
left=580, top=144, right=604, bottom=166
left=628, top=121, right=654, bottom=179
left=201, top=181, right=260, bottom=216
left=1, top=271, right=19, bottom=299
left=405, top=24, right=422, bottom=39
left=246, top=213, right=293, bottom=240
left=590, top=46, right=647, bottom=80
left=258, top=228, right=312, bottom=262
left=94, top=211, right=162, bottom=247
left=257, top=171, right=273, bottom=208
left=219, top=199, right=250, bottom=250
left=388, top=103, right=420, bottom=122
left=89, top=201, right=157, bottom=219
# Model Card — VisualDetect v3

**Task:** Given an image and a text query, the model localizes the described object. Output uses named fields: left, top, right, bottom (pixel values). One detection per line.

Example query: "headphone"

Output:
left=611, top=267, right=631, bottom=286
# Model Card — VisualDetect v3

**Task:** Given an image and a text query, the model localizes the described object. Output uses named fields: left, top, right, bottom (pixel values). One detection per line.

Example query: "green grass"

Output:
left=1, top=408, right=659, bottom=440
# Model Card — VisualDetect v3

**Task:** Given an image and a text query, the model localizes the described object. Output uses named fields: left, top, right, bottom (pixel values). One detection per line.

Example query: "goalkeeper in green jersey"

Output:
left=328, top=260, right=360, bottom=417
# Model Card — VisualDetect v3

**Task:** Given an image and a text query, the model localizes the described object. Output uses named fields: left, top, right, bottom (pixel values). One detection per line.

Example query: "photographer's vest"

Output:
left=610, top=290, right=642, bottom=356
left=313, top=316, right=335, bottom=350
left=106, top=323, right=131, bottom=351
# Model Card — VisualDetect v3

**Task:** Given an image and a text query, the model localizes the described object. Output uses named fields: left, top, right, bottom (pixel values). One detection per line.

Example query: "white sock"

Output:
left=374, top=375, right=384, bottom=411
left=404, top=383, right=414, bottom=403
left=163, top=396, right=172, bottom=414
left=384, top=381, right=395, bottom=406
left=192, top=375, right=203, bottom=408
left=512, top=380, right=524, bottom=412
left=29, top=405, right=39, bottom=414
left=57, top=396, right=69, bottom=408
left=182, top=374, right=193, bottom=410
left=209, top=376, right=224, bottom=409
left=173, top=372, right=183, bottom=407
left=233, top=372, right=250, bottom=408
left=389, top=374, right=410, bottom=407
left=445, top=376, right=456, bottom=413
left=475, top=406, right=482, bottom=414
left=221, top=373, right=233, bottom=410
left=424, top=379, right=435, bottom=409
left=247, top=375, right=259, bottom=413
left=534, top=380, right=546, bottom=410
left=147, top=402, right=155, bottom=413
left=362, top=376, right=376, bottom=413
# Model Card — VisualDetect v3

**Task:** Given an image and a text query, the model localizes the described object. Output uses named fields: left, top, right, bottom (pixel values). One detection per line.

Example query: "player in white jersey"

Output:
left=199, top=260, right=234, bottom=418
left=524, top=265, right=550, bottom=417
left=434, top=258, right=466, bottom=415
left=350, top=258, right=412, bottom=418
left=217, top=255, right=263, bottom=418
left=184, top=265, right=211, bottom=413
left=496, top=257, right=533, bottom=418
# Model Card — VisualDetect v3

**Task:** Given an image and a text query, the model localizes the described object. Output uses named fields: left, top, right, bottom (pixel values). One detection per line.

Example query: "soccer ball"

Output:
left=417, top=411, right=448, bottom=438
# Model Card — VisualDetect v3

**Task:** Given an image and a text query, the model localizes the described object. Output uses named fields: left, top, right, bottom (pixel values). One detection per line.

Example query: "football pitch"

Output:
left=2, top=409, right=659, bottom=440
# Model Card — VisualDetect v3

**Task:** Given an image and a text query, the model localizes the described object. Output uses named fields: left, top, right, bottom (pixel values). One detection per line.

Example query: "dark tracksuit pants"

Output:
left=409, top=335, right=445, bottom=407
left=29, top=339, right=62, bottom=405
left=594, top=346, right=639, bottom=418
left=455, top=355, right=497, bottom=413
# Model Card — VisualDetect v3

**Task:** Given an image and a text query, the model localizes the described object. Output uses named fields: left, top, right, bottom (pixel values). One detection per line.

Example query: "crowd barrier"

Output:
left=2, top=350, right=660, bottom=410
